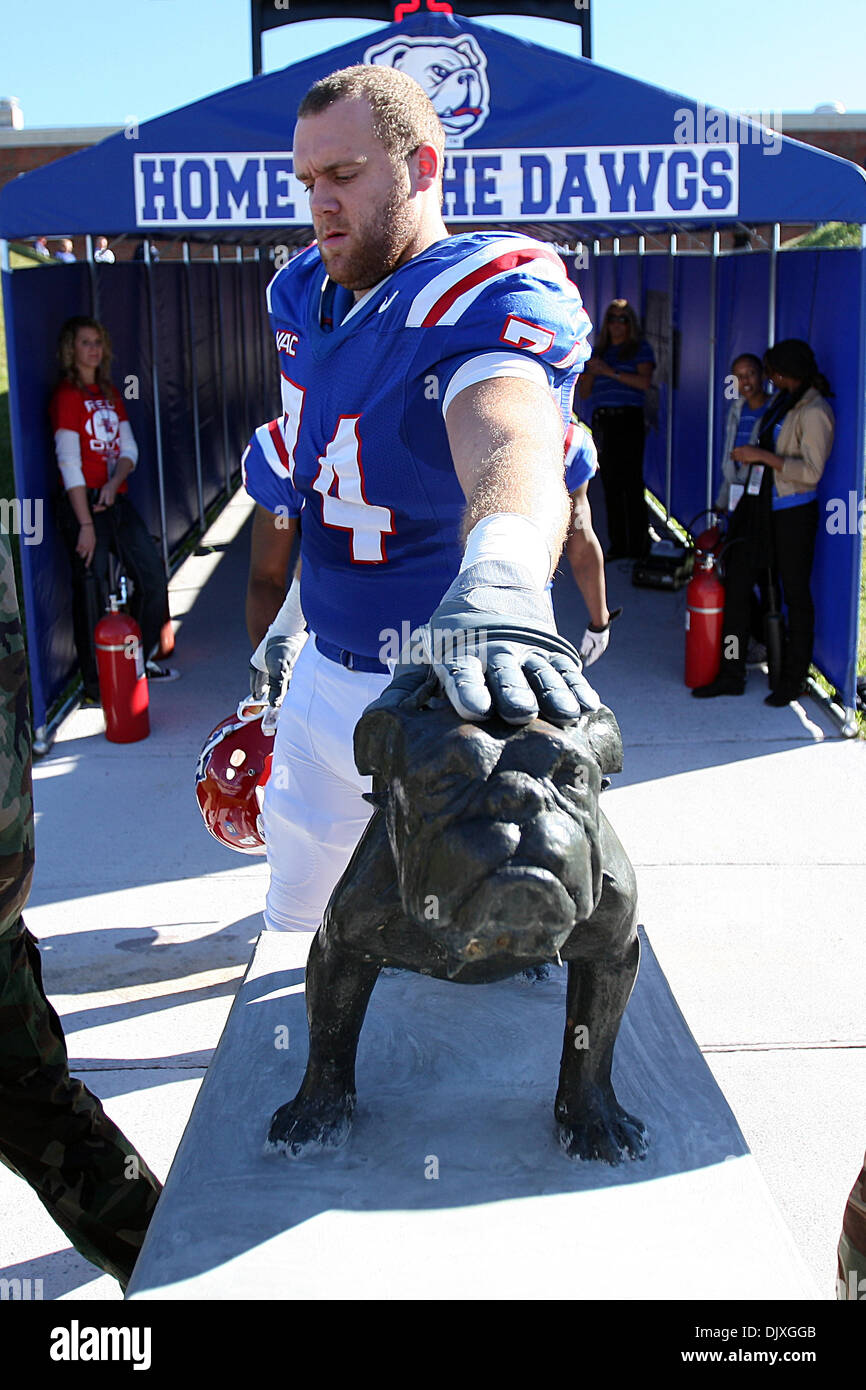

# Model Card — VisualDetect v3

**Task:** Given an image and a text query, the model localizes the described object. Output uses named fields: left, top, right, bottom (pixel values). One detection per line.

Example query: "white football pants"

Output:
left=261, top=640, right=392, bottom=932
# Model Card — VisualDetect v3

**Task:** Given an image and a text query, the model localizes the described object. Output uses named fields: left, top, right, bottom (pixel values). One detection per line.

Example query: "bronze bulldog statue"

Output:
left=266, top=688, right=647, bottom=1165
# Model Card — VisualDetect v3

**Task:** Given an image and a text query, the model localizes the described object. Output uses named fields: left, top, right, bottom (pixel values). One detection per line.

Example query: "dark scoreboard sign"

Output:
left=250, top=1, right=592, bottom=74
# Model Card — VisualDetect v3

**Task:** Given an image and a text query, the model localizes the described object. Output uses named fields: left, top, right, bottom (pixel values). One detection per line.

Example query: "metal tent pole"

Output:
left=85, top=234, right=98, bottom=322
left=705, top=231, right=719, bottom=515
left=768, top=223, right=780, bottom=348
left=254, top=247, right=269, bottom=424
left=144, top=240, right=170, bottom=574
left=183, top=242, right=205, bottom=533
left=637, top=234, right=645, bottom=316
left=213, top=245, right=231, bottom=501
left=838, top=222, right=866, bottom=734
left=592, top=238, right=600, bottom=349
left=666, top=234, right=677, bottom=518
left=236, top=244, right=249, bottom=448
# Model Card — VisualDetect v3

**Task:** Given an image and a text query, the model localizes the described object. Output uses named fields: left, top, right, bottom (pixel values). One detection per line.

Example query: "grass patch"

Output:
left=782, top=223, right=862, bottom=250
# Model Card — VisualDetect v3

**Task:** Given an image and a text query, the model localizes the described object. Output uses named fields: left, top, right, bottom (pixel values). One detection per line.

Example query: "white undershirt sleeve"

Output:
left=441, top=352, right=551, bottom=419
left=118, top=420, right=138, bottom=468
left=250, top=577, right=307, bottom=671
left=54, top=428, right=86, bottom=491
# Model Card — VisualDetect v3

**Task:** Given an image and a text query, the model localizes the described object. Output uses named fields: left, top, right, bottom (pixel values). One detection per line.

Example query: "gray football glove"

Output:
left=371, top=559, right=599, bottom=723
left=249, top=631, right=308, bottom=708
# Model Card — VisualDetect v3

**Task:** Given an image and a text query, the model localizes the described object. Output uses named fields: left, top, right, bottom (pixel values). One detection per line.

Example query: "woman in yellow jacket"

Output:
left=693, top=339, right=834, bottom=706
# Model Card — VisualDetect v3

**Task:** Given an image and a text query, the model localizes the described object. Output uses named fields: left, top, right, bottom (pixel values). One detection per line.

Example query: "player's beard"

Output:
left=319, top=177, right=419, bottom=293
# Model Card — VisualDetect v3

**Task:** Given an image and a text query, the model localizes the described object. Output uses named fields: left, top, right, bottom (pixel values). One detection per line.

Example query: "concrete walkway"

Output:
left=2, top=484, right=863, bottom=1300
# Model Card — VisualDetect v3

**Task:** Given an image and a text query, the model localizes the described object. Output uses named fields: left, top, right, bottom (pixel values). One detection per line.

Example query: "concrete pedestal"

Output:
left=127, top=929, right=818, bottom=1300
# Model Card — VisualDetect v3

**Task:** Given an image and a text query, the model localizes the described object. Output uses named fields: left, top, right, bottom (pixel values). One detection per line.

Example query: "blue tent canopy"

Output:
left=3, top=11, right=866, bottom=241
left=1, top=11, right=864, bottom=729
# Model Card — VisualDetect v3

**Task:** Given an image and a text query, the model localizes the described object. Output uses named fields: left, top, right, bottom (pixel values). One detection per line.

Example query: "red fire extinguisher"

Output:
left=688, top=509, right=725, bottom=562
left=693, top=520, right=722, bottom=557
left=685, top=550, right=726, bottom=689
left=94, top=596, right=150, bottom=743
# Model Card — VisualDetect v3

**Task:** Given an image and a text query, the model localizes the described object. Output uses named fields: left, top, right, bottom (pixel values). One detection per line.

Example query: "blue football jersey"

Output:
left=241, top=418, right=304, bottom=518
left=564, top=420, right=598, bottom=493
left=248, top=231, right=592, bottom=658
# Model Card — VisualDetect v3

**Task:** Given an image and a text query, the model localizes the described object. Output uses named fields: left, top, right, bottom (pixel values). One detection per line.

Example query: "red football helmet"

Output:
left=195, top=701, right=274, bottom=853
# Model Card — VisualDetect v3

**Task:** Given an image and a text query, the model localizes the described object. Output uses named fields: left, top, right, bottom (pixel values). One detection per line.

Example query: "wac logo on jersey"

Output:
left=275, top=330, right=299, bottom=356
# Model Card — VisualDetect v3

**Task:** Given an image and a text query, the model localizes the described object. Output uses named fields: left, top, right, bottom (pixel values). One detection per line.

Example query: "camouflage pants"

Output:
left=0, top=919, right=162, bottom=1290
left=837, top=1152, right=866, bottom=1301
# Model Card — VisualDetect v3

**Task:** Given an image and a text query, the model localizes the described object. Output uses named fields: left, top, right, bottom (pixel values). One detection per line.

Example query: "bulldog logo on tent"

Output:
left=364, top=33, right=490, bottom=147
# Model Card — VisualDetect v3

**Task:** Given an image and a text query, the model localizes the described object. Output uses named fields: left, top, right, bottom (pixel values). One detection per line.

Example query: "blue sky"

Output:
left=3, top=0, right=862, bottom=129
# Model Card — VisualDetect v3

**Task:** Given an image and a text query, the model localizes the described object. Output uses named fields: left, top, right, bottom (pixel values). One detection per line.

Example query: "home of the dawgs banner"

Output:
left=133, top=143, right=739, bottom=229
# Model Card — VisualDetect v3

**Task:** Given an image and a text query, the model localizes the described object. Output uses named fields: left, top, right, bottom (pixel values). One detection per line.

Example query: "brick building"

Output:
left=0, top=124, right=122, bottom=257
left=781, top=113, right=866, bottom=169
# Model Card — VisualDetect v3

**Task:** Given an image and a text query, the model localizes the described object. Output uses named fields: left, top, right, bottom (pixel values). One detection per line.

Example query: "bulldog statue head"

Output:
left=354, top=697, right=623, bottom=976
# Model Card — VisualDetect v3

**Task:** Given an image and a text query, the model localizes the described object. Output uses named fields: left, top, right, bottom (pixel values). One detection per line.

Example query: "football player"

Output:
left=244, top=64, right=599, bottom=934
left=563, top=419, right=622, bottom=667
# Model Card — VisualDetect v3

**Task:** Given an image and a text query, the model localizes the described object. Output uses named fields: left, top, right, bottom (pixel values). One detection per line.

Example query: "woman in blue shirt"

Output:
left=578, top=299, right=655, bottom=560
left=715, top=353, right=768, bottom=513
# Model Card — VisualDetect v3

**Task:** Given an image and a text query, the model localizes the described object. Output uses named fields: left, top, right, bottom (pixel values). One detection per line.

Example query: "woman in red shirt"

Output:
left=51, top=317, right=176, bottom=701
